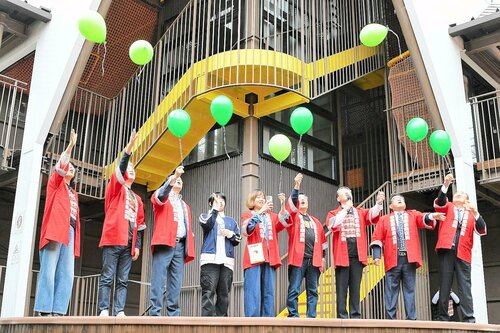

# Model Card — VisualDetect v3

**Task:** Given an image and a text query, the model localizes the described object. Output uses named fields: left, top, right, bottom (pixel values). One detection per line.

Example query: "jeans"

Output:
left=200, top=264, right=233, bottom=316
left=335, top=257, right=364, bottom=319
left=385, top=254, right=417, bottom=320
left=34, top=227, right=75, bottom=315
left=287, top=258, right=321, bottom=318
left=149, top=243, right=185, bottom=316
left=244, top=263, right=276, bottom=317
left=438, top=249, right=475, bottom=322
left=98, top=245, right=133, bottom=315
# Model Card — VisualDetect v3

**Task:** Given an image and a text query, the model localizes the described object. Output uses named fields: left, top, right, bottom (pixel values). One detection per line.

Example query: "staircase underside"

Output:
left=104, top=46, right=383, bottom=191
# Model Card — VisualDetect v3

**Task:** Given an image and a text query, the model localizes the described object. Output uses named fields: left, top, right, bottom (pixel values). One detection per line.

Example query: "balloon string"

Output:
left=136, top=66, right=144, bottom=82
left=223, top=126, right=231, bottom=160
left=443, top=154, right=452, bottom=173
left=101, top=42, right=107, bottom=77
left=412, top=143, right=418, bottom=171
left=179, top=137, right=184, bottom=166
left=279, top=162, right=283, bottom=194
left=298, top=134, right=303, bottom=170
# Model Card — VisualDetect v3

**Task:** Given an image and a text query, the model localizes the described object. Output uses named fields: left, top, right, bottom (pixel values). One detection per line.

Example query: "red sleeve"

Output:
left=48, top=159, right=69, bottom=190
left=326, top=208, right=342, bottom=232
left=370, top=217, right=386, bottom=248
left=273, top=213, right=286, bottom=233
left=137, top=197, right=145, bottom=227
left=433, top=198, right=451, bottom=214
left=104, top=171, right=123, bottom=211
left=285, top=195, right=299, bottom=219
left=409, top=210, right=436, bottom=230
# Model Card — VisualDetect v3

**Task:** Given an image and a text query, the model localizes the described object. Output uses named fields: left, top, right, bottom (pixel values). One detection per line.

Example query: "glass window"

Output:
left=184, top=121, right=240, bottom=165
left=268, top=106, right=335, bottom=146
left=262, top=124, right=336, bottom=180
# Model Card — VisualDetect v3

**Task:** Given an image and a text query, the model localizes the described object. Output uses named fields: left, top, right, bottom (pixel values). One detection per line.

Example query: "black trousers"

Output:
left=437, top=249, right=475, bottom=323
left=335, top=257, right=364, bottom=319
left=200, top=264, right=233, bottom=316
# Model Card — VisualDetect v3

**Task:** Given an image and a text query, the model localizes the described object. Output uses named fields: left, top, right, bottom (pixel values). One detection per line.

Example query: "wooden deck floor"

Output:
left=1, top=317, right=499, bottom=333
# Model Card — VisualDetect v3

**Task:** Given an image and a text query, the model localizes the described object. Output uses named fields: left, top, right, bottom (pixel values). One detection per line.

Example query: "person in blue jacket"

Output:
left=199, top=192, right=241, bottom=316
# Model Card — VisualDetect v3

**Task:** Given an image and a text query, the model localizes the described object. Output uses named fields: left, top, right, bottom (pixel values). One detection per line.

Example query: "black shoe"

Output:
left=52, top=313, right=64, bottom=316
left=38, top=312, right=52, bottom=317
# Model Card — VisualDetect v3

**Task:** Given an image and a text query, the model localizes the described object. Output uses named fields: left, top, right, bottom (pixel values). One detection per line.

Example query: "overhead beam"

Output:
left=1, top=0, right=52, bottom=22
left=0, top=12, right=26, bottom=38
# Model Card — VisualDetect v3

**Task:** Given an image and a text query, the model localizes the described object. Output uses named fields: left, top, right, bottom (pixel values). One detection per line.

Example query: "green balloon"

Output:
left=429, top=130, right=451, bottom=156
left=290, top=107, right=313, bottom=135
left=359, top=23, right=388, bottom=47
left=77, top=11, right=106, bottom=44
left=168, top=109, right=191, bottom=138
left=406, top=117, right=429, bottom=142
left=129, top=40, right=154, bottom=65
left=268, top=134, right=292, bottom=162
left=210, top=95, right=234, bottom=126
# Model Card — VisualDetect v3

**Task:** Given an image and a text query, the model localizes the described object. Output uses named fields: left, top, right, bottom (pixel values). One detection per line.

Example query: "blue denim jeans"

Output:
left=98, top=245, right=133, bottom=315
left=149, top=243, right=185, bottom=316
left=287, top=258, right=321, bottom=318
left=385, top=254, right=417, bottom=320
left=244, top=263, right=276, bottom=317
left=34, top=227, right=75, bottom=315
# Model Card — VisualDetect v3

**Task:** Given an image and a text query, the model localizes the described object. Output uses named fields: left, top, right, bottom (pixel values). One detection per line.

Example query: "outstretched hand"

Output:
left=278, top=193, right=286, bottom=205
left=64, top=129, right=78, bottom=155
left=432, top=212, right=446, bottom=221
left=444, top=173, right=454, bottom=188
left=174, top=165, right=184, bottom=178
left=465, top=201, right=478, bottom=215
left=294, top=173, right=303, bottom=189
left=376, top=191, right=385, bottom=205
left=126, top=129, right=139, bottom=154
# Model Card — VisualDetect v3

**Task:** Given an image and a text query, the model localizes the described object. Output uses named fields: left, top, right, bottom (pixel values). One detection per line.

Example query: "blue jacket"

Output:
left=199, top=209, right=241, bottom=258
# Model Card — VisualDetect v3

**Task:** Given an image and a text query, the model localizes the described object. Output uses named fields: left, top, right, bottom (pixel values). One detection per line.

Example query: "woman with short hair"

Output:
left=241, top=189, right=285, bottom=317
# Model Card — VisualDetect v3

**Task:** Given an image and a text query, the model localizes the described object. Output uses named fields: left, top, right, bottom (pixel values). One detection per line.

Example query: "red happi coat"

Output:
left=99, top=167, right=146, bottom=255
left=370, top=210, right=435, bottom=272
left=282, top=196, right=327, bottom=268
left=151, top=190, right=195, bottom=263
left=241, top=211, right=285, bottom=270
left=39, top=155, right=81, bottom=257
left=325, top=206, right=380, bottom=268
left=434, top=200, right=487, bottom=263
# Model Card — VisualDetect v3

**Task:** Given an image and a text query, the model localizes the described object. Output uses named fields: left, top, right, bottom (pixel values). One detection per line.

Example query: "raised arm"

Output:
left=326, top=198, right=353, bottom=232
left=435, top=173, right=453, bottom=209
left=155, top=166, right=184, bottom=204
left=368, top=191, right=385, bottom=224
left=465, top=201, right=487, bottom=236
left=51, top=129, right=77, bottom=188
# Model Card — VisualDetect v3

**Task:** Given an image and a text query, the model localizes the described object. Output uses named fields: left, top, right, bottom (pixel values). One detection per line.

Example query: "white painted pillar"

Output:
left=1, top=0, right=103, bottom=318
left=403, top=0, right=489, bottom=323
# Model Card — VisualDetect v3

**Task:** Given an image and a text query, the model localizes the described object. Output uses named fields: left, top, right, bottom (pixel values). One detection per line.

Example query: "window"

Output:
left=262, top=124, right=337, bottom=180
left=184, top=120, right=241, bottom=165
left=261, top=97, right=338, bottom=182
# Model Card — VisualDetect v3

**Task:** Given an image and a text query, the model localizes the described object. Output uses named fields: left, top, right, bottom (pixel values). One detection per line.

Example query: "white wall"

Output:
left=1, top=0, right=103, bottom=317
left=403, top=0, right=490, bottom=323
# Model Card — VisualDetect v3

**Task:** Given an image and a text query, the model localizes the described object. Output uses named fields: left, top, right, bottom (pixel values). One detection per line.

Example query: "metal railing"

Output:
left=471, top=90, right=500, bottom=183
left=43, top=0, right=386, bottom=199
left=386, top=99, right=453, bottom=194
left=46, top=88, right=113, bottom=198
left=0, top=74, right=27, bottom=171
left=113, top=0, right=386, bottom=168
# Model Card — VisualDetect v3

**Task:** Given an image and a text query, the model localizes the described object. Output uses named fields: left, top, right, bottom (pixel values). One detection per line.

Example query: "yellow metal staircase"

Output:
left=104, top=46, right=383, bottom=191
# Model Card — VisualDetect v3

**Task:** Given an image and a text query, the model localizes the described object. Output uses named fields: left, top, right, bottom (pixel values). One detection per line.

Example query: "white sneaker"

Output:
left=99, top=309, right=109, bottom=316
left=116, top=311, right=126, bottom=317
